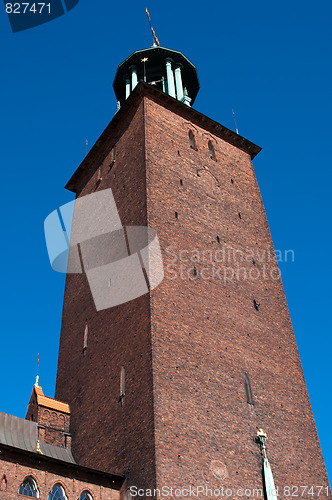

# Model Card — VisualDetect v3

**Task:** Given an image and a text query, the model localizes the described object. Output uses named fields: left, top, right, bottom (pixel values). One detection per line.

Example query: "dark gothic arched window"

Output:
left=48, top=484, right=67, bottom=500
left=189, top=130, right=197, bottom=150
left=79, top=492, right=93, bottom=500
left=208, top=140, right=216, bottom=160
left=18, top=477, right=39, bottom=497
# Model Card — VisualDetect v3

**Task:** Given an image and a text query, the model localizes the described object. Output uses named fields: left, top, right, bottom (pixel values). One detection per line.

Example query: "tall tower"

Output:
left=55, top=46, right=330, bottom=496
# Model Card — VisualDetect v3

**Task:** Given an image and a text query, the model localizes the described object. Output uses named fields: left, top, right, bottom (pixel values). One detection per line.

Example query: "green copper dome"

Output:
left=113, top=46, right=200, bottom=107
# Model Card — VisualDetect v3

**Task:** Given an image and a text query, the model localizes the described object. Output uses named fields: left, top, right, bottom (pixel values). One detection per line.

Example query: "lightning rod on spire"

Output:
left=35, top=353, right=40, bottom=387
left=146, top=8, right=160, bottom=46
left=232, top=109, right=239, bottom=135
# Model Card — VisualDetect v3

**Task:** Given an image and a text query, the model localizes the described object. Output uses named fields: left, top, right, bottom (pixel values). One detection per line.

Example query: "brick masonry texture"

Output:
left=25, top=389, right=71, bottom=448
left=0, top=450, right=120, bottom=499
left=55, top=89, right=330, bottom=498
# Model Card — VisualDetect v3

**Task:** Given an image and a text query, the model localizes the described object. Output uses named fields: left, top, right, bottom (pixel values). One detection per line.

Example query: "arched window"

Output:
left=18, top=477, right=39, bottom=497
left=189, top=130, right=197, bottom=150
left=48, top=484, right=67, bottom=500
left=208, top=140, right=216, bottom=160
left=79, top=492, right=93, bottom=500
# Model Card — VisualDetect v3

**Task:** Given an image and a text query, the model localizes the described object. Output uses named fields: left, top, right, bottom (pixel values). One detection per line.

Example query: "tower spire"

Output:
left=145, top=8, right=160, bottom=46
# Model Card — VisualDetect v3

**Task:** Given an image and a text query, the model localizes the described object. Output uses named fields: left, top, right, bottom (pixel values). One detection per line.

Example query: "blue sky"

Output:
left=0, top=0, right=331, bottom=482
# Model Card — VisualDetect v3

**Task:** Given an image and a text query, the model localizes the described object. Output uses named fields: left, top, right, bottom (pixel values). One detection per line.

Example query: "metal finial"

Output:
left=146, top=8, right=160, bottom=46
left=33, top=440, right=43, bottom=454
left=257, top=428, right=268, bottom=457
left=35, top=353, right=40, bottom=387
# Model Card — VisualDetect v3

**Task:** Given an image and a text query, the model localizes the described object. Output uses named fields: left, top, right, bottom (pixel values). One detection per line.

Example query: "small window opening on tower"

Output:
left=109, top=146, right=116, bottom=171
left=193, top=266, right=198, bottom=278
left=120, top=366, right=126, bottom=406
left=231, top=178, right=234, bottom=184
left=180, top=179, right=183, bottom=186
left=1, top=475, right=7, bottom=492
left=189, top=130, right=197, bottom=150
left=175, top=211, right=178, bottom=219
left=238, top=212, right=242, bottom=219
left=83, top=324, right=88, bottom=352
left=208, top=140, right=216, bottom=160
left=253, top=299, right=260, bottom=311
left=178, top=150, right=181, bottom=156
left=216, top=236, right=220, bottom=243
left=244, top=372, right=254, bottom=406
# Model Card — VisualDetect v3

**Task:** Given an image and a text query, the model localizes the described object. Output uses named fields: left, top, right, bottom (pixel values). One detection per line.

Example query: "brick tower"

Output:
left=55, top=46, right=330, bottom=497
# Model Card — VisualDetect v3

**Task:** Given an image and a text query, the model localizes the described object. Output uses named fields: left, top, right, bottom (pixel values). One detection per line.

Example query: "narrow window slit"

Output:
left=120, top=367, right=126, bottom=406
left=244, top=373, right=254, bottom=406
left=175, top=211, right=178, bottom=219
left=189, top=130, right=197, bottom=150
left=109, top=146, right=116, bottom=171
left=83, top=324, right=88, bottom=352
left=208, top=140, right=216, bottom=160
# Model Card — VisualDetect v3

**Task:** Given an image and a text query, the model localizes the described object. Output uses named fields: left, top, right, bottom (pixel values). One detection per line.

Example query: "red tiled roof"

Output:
left=34, top=385, right=70, bottom=414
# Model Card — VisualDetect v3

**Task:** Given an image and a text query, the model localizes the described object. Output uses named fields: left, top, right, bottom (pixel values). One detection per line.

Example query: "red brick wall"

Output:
left=55, top=100, right=157, bottom=491
left=55, top=93, right=330, bottom=498
left=26, top=392, right=70, bottom=448
left=0, top=458, right=119, bottom=500
left=144, top=97, right=330, bottom=496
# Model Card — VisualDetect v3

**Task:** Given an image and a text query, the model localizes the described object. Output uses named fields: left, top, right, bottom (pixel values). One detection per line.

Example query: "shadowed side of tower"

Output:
left=55, top=47, right=330, bottom=498
left=55, top=98, right=156, bottom=490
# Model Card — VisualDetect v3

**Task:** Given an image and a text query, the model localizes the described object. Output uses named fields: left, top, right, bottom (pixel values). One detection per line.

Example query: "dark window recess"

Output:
left=83, top=324, right=88, bottom=352
left=19, top=477, right=38, bottom=497
left=1, top=475, right=7, bottom=492
left=208, top=140, right=216, bottom=160
left=244, top=373, right=254, bottom=405
left=180, top=179, right=183, bottom=186
left=193, top=266, right=198, bottom=278
left=216, top=235, right=220, bottom=243
left=175, top=211, right=178, bottom=219
left=120, top=367, right=125, bottom=406
left=253, top=299, right=260, bottom=311
left=80, top=492, right=93, bottom=500
left=178, top=150, right=181, bottom=156
left=109, top=146, right=116, bottom=170
left=48, top=484, right=67, bottom=500
left=189, top=130, right=197, bottom=150
left=238, top=212, right=242, bottom=219
left=231, top=178, right=234, bottom=184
